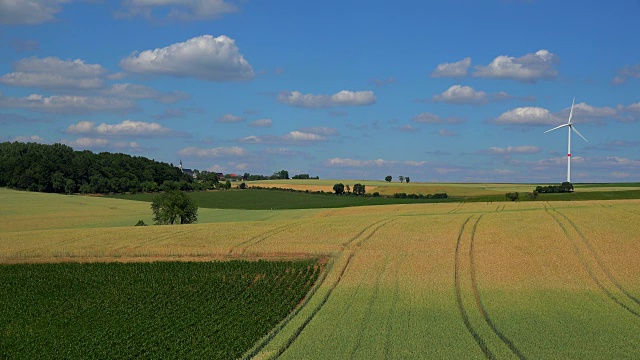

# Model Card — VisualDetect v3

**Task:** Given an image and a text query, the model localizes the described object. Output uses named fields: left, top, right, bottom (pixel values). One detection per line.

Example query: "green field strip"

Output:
left=470, top=214, right=527, bottom=360
left=544, top=206, right=640, bottom=319
left=552, top=208, right=640, bottom=308
left=383, top=253, right=407, bottom=360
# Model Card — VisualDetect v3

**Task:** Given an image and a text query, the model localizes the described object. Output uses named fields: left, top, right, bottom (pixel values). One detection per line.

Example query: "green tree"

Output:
left=64, top=179, right=76, bottom=194
left=385, top=175, right=392, bottom=182
left=353, top=183, right=366, bottom=195
left=405, top=176, right=410, bottom=184
left=333, top=183, right=345, bottom=195
left=398, top=175, right=404, bottom=183
left=505, top=192, right=519, bottom=201
left=151, top=190, right=198, bottom=225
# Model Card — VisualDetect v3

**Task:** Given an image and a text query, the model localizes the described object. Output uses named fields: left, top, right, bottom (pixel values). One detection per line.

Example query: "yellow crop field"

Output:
left=1, top=188, right=639, bottom=358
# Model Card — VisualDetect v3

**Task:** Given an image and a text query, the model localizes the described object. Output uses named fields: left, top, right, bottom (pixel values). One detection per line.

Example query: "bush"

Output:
left=239, top=182, right=246, bottom=189
left=505, top=192, right=519, bottom=201
left=372, top=192, right=380, bottom=197
left=135, top=220, right=147, bottom=226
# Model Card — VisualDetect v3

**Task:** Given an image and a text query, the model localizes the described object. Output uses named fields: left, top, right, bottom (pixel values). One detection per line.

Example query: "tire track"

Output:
left=454, top=215, right=495, bottom=359
left=383, top=253, right=407, bottom=360
left=550, top=206, right=640, bottom=308
left=469, top=215, right=527, bottom=359
left=228, top=222, right=300, bottom=255
left=544, top=207, right=640, bottom=319
left=253, top=219, right=395, bottom=359
left=348, top=252, right=394, bottom=359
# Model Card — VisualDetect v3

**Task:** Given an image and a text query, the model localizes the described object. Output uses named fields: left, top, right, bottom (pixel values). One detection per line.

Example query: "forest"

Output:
left=0, top=142, right=194, bottom=194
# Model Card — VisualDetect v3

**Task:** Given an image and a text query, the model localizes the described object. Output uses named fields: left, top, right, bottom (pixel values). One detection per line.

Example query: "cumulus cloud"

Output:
left=11, top=135, right=45, bottom=143
left=611, top=64, right=640, bottom=85
left=103, top=83, right=189, bottom=103
left=492, top=102, right=619, bottom=126
left=490, top=107, right=561, bottom=125
left=432, top=85, right=488, bottom=105
left=239, top=128, right=338, bottom=145
left=412, top=112, right=463, bottom=124
left=120, top=35, right=254, bottom=81
left=66, top=120, right=179, bottom=137
left=277, top=90, right=376, bottom=108
left=480, top=145, right=541, bottom=155
left=298, top=127, right=340, bottom=136
left=0, top=0, right=68, bottom=25
left=436, top=129, right=458, bottom=137
left=0, top=57, right=107, bottom=90
left=217, top=114, right=244, bottom=123
left=0, top=93, right=137, bottom=114
left=178, top=146, right=248, bottom=157
left=249, top=118, right=272, bottom=127
left=64, top=137, right=144, bottom=152
left=118, top=0, right=238, bottom=21
left=395, top=124, right=419, bottom=133
left=473, top=50, right=559, bottom=82
left=325, top=158, right=425, bottom=167
left=431, top=57, right=471, bottom=78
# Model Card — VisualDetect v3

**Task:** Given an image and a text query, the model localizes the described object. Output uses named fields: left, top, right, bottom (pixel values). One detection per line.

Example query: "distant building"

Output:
left=179, top=159, right=194, bottom=177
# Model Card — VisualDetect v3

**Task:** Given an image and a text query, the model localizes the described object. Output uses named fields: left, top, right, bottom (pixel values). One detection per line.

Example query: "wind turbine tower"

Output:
left=544, top=98, right=588, bottom=183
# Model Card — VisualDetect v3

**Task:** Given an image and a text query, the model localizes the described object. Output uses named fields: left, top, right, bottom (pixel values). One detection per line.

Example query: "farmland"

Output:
left=2, top=187, right=640, bottom=358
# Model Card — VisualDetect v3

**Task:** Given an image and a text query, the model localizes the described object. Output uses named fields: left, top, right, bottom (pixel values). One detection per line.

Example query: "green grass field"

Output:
left=2, top=187, right=640, bottom=358
left=0, top=260, right=321, bottom=359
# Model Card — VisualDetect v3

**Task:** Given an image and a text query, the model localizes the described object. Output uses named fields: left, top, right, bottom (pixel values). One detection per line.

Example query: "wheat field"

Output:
left=1, top=189, right=640, bottom=358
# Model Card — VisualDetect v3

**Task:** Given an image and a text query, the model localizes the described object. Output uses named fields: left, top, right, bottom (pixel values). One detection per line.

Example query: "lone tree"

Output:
left=398, top=175, right=404, bottom=183
left=353, top=183, right=366, bottom=195
left=151, top=190, right=198, bottom=225
left=405, top=177, right=410, bottom=184
left=385, top=175, right=392, bottom=182
left=333, top=183, right=345, bottom=195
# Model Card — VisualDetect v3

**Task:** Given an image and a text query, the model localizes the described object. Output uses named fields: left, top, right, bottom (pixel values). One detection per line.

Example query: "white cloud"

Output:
left=64, top=137, right=143, bottom=152
left=481, top=145, right=541, bottom=155
left=0, top=0, right=68, bottom=25
left=103, top=83, right=189, bottom=103
left=217, top=114, right=244, bottom=123
left=491, top=107, right=560, bottom=125
left=437, top=129, right=458, bottom=137
left=119, top=0, right=237, bottom=21
left=395, top=124, right=419, bottom=133
left=0, top=93, right=137, bottom=114
left=372, top=77, right=396, bottom=87
left=298, top=126, right=340, bottom=136
left=325, top=158, right=425, bottom=168
left=282, top=131, right=325, bottom=141
left=178, top=146, right=248, bottom=157
left=249, top=118, right=272, bottom=127
left=431, top=57, right=471, bottom=78
left=566, top=102, right=617, bottom=121
left=0, top=57, right=107, bottom=90
left=611, top=64, right=640, bottom=85
left=412, top=112, right=463, bottom=124
left=277, top=90, right=376, bottom=108
left=433, top=85, right=488, bottom=104
left=473, top=50, right=559, bottom=82
left=11, top=135, right=45, bottom=143
left=66, top=120, right=177, bottom=137
left=626, top=102, right=640, bottom=113
left=119, top=35, right=254, bottom=82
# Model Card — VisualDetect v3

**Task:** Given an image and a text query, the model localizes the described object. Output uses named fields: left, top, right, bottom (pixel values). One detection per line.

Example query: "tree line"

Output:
left=0, top=142, right=193, bottom=194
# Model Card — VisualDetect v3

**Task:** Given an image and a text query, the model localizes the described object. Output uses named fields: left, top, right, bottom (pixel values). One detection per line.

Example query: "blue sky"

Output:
left=1, top=0, right=639, bottom=182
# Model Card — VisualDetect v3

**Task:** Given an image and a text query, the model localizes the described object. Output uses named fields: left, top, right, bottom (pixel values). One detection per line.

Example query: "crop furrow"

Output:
left=340, top=219, right=388, bottom=249
left=348, top=252, right=394, bottom=358
left=469, top=215, right=527, bottom=359
left=271, top=252, right=355, bottom=359
left=544, top=208, right=640, bottom=319
left=454, top=215, right=495, bottom=359
left=228, top=222, right=300, bottom=254
left=383, top=253, right=406, bottom=360
left=551, top=208, right=640, bottom=307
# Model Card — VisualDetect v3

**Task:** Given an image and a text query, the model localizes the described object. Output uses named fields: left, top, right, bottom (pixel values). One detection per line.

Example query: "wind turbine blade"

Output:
left=568, top=97, right=575, bottom=124
left=544, top=123, right=569, bottom=133
left=571, top=125, right=588, bottom=142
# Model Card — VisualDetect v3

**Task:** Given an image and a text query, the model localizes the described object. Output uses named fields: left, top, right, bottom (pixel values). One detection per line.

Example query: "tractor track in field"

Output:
left=228, top=222, right=301, bottom=255
left=348, top=252, right=394, bottom=359
left=454, top=215, right=495, bottom=359
left=544, top=205, right=640, bottom=319
left=550, top=206, right=640, bottom=308
left=263, top=219, right=395, bottom=359
left=469, top=215, right=527, bottom=360
left=383, top=253, right=407, bottom=360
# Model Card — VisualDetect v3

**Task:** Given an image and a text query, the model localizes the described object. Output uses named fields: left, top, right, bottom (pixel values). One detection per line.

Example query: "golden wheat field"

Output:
left=2, top=188, right=640, bottom=358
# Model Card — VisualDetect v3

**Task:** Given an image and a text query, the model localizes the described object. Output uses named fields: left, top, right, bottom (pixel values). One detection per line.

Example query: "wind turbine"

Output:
left=544, top=98, right=588, bottom=183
